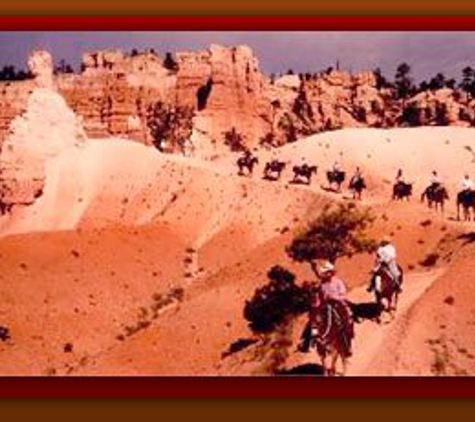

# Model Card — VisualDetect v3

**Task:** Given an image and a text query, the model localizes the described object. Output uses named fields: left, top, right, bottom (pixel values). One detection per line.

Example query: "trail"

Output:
left=293, top=268, right=444, bottom=376
left=346, top=268, right=444, bottom=375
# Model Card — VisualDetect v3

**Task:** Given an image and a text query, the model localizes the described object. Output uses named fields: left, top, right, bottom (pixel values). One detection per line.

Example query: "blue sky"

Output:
left=0, top=31, right=474, bottom=81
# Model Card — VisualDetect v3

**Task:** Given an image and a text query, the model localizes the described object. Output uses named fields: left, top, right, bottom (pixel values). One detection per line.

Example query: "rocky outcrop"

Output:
left=57, top=45, right=272, bottom=154
left=0, top=80, right=34, bottom=145
left=402, top=88, right=473, bottom=127
left=28, top=50, right=54, bottom=89
left=268, top=70, right=389, bottom=144
left=55, top=50, right=175, bottom=144
left=0, top=58, right=86, bottom=212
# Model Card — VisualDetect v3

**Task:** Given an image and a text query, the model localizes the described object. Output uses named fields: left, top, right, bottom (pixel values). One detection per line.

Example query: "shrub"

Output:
left=243, top=265, right=313, bottom=334
left=419, top=253, right=440, bottom=267
left=287, top=202, right=377, bottom=267
left=259, top=132, right=278, bottom=149
left=0, top=325, right=10, bottom=342
left=224, top=127, right=246, bottom=152
left=146, top=101, right=194, bottom=153
left=400, top=103, right=421, bottom=127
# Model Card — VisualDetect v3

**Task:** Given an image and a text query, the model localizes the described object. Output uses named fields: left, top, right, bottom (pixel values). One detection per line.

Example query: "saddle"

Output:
left=314, top=300, right=354, bottom=351
left=350, top=176, right=365, bottom=189
left=372, top=263, right=402, bottom=293
left=298, top=300, right=354, bottom=357
left=428, top=183, right=443, bottom=196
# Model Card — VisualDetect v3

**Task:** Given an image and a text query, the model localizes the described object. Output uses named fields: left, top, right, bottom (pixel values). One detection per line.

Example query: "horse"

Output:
left=292, top=164, right=318, bottom=185
left=349, top=176, right=366, bottom=200
left=308, top=299, right=354, bottom=376
left=371, top=264, right=403, bottom=323
left=457, top=189, right=475, bottom=221
left=263, top=160, right=287, bottom=181
left=326, top=170, right=346, bottom=192
left=236, top=153, right=258, bottom=176
left=421, top=184, right=449, bottom=212
left=393, top=181, right=413, bottom=201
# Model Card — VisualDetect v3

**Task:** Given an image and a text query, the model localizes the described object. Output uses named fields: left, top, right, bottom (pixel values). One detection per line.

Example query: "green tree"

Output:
left=460, top=66, right=475, bottom=98
left=146, top=101, right=194, bottom=153
left=287, top=202, right=377, bottom=271
left=54, top=59, right=74, bottom=75
left=395, top=62, right=414, bottom=101
left=374, top=67, right=391, bottom=90
left=428, top=73, right=447, bottom=91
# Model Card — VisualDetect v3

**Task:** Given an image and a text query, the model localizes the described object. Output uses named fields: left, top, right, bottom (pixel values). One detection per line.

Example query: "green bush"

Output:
left=243, top=265, right=313, bottom=334
left=287, top=202, right=377, bottom=265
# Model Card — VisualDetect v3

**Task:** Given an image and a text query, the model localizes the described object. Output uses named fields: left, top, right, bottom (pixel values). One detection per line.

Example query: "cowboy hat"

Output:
left=319, top=261, right=335, bottom=274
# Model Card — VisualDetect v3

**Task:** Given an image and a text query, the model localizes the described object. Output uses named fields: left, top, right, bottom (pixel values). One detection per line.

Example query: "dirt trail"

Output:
left=346, top=268, right=444, bottom=375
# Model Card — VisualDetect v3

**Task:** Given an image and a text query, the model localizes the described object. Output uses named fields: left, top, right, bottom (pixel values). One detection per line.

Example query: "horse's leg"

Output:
left=375, top=297, right=382, bottom=324
left=392, top=293, right=399, bottom=317
left=330, top=350, right=339, bottom=376
left=320, top=352, right=328, bottom=376
left=340, top=355, right=348, bottom=376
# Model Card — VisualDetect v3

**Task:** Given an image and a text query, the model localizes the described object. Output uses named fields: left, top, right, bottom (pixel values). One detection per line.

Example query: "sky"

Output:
left=1, top=31, right=475, bottom=82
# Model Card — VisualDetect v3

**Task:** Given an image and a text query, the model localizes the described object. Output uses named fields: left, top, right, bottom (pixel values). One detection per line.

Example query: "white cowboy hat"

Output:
left=319, top=261, right=335, bottom=274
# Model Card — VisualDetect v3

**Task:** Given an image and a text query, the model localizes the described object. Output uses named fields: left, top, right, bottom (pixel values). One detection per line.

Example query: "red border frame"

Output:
left=1, top=14, right=475, bottom=398
left=1, top=15, right=475, bottom=30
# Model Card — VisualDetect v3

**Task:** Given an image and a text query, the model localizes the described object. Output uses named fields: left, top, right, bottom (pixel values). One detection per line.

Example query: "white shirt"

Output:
left=462, top=178, right=474, bottom=190
left=430, top=174, right=441, bottom=184
left=377, top=244, right=396, bottom=264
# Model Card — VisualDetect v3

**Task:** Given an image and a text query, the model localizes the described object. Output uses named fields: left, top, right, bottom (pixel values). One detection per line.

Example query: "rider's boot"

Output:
left=297, top=322, right=312, bottom=353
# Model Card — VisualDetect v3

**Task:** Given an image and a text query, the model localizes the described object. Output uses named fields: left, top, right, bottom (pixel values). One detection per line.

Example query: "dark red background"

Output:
left=0, top=15, right=474, bottom=398
left=2, top=15, right=475, bottom=30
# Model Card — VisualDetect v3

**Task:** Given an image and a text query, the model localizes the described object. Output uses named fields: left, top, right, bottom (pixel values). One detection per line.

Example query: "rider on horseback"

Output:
left=299, top=261, right=354, bottom=354
left=367, top=236, right=401, bottom=293
left=312, top=262, right=354, bottom=353
left=333, top=161, right=342, bottom=173
left=350, top=167, right=363, bottom=185
left=395, top=168, right=405, bottom=184
left=461, top=174, right=474, bottom=193
left=429, top=171, right=442, bottom=191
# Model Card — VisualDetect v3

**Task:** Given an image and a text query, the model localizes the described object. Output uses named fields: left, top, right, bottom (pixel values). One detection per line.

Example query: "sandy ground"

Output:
left=2, top=121, right=475, bottom=375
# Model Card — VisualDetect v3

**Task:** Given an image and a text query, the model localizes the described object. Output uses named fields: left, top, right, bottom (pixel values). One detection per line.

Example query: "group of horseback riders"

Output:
left=394, top=168, right=475, bottom=220
left=237, top=150, right=367, bottom=199
left=299, top=235, right=403, bottom=375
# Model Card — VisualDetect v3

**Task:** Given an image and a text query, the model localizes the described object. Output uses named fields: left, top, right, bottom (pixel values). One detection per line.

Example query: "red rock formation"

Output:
left=2, top=46, right=475, bottom=156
